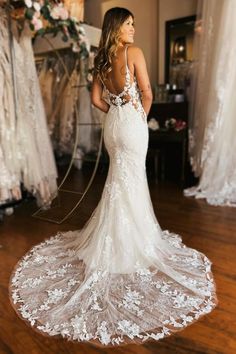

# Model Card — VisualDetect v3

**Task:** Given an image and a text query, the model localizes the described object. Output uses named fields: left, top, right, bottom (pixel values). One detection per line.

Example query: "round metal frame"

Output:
left=32, top=37, right=103, bottom=224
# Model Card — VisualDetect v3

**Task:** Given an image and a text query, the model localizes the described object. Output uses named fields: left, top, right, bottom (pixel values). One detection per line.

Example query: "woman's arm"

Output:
left=129, top=46, right=153, bottom=115
left=91, top=76, right=110, bottom=113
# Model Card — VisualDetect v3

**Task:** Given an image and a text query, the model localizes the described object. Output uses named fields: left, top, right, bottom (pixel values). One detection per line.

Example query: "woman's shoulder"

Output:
left=126, top=45, right=143, bottom=53
left=126, top=45, right=144, bottom=60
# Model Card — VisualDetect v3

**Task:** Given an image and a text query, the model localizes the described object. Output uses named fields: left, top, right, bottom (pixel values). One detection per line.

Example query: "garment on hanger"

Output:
left=0, top=8, right=58, bottom=206
left=184, top=0, right=236, bottom=206
left=38, top=56, right=73, bottom=151
left=76, top=56, right=94, bottom=153
left=38, top=61, right=55, bottom=124
left=74, top=51, right=106, bottom=171
left=58, top=61, right=80, bottom=154
left=0, top=12, right=21, bottom=204
left=37, top=51, right=102, bottom=161
left=37, top=54, right=78, bottom=154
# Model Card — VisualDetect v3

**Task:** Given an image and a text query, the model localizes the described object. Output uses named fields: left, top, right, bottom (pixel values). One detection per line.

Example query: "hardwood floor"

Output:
left=0, top=167, right=235, bottom=354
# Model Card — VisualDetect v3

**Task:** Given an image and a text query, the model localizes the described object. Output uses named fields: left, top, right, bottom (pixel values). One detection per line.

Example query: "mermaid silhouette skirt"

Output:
left=9, top=102, right=218, bottom=346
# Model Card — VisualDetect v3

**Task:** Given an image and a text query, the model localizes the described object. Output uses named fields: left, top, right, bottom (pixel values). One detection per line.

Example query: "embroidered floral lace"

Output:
left=10, top=45, right=218, bottom=346
left=184, top=0, right=236, bottom=206
left=103, top=46, right=146, bottom=121
left=0, top=10, right=57, bottom=206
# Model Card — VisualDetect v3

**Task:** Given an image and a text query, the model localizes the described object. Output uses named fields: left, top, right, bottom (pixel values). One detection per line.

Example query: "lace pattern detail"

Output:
left=10, top=229, right=217, bottom=346
left=0, top=11, right=57, bottom=206
left=103, top=45, right=147, bottom=121
left=185, top=1, right=236, bottom=206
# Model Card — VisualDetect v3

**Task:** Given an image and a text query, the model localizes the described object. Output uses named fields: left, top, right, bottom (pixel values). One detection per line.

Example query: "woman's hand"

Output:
left=91, top=77, right=110, bottom=113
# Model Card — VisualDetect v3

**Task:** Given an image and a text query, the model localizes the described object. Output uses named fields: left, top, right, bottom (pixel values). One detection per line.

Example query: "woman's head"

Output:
left=101, top=7, right=135, bottom=46
left=94, top=7, right=134, bottom=82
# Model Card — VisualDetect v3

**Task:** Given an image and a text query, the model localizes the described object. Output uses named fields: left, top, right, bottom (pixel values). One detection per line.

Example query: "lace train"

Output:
left=10, top=229, right=217, bottom=346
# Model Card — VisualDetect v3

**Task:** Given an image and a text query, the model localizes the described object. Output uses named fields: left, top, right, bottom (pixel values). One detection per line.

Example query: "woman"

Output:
left=10, top=7, right=218, bottom=347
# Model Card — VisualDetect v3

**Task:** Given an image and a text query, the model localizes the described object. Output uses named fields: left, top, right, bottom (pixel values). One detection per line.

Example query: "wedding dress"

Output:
left=184, top=0, right=236, bottom=206
left=0, top=11, right=22, bottom=204
left=10, top=46, right=218, bottom=346
left=0, top=8, right=57, bottom=207
left=12, top=23, right=58, bottom=206
left=77, top=57, right=94, bottom=154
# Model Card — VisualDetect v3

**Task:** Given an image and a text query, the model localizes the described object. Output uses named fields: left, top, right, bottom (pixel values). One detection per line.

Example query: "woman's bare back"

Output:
left=91, top=45, right=152, bottom=115
left=103, top=45, right=134, bottom=95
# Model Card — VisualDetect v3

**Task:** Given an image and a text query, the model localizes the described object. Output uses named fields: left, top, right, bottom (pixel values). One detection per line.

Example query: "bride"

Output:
left=9, top=7, right=218, bottom=347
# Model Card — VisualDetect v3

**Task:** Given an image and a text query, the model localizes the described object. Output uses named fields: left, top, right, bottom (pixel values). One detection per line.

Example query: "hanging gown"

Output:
left=0, top=9, right=58, bottom=207
left=0, top=11, right=22, bottom=204
left=77, top=56, right=95, bottom=154
left=12, top=23, right=58, bottom=207
left=9, top=45, right=218, bottom=347
left=184, top=0, right=236, bottom=206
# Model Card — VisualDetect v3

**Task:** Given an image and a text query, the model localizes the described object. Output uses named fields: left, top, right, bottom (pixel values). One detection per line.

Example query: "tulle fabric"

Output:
left=0, top=12, right=22, bottom=204
left=185, top=0, right=236, bottom=206
left=10, top=102, right=217, bottom=346
left=12, top=23, right=58, bottom=206
left=10, top=46, right=218, bottom=346
left=0, top=11, right=57, bottom=206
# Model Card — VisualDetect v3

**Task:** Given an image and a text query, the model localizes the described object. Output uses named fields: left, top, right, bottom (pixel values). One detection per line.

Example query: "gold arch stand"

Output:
left=32, top=37, right=104, bottom=224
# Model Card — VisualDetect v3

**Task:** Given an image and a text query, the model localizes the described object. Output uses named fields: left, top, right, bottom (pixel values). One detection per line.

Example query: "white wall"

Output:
left=85, top=0, right=158, bottom=86
left=158, top=0, right=197, bottom=83
left=85, top=0, right=198, bottom=86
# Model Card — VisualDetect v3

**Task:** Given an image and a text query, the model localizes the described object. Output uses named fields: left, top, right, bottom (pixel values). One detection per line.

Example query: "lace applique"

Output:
left=21, top=277, right=43, bottom=289
left=10, top=229, right=217, bottom=346
left=103, top=46, right=147, bottom=121
left=117, top=320, right=140, bottom=339
left=47, top=288, right=68, bottom=304
left=96, top=321, right=112, bottom=345
left=104, top=181, right=121, bottom=201
left=118, top=287, right=144, bottom=316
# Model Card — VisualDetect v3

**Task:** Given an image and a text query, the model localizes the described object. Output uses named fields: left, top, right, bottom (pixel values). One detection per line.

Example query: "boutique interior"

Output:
left=0, top=1, right=235, bottom=353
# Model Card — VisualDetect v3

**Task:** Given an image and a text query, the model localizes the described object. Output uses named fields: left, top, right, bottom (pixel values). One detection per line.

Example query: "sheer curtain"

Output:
left=184, top=0, right=236, bottom=206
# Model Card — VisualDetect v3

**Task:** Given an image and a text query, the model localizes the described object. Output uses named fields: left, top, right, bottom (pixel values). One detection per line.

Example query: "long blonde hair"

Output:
left=94, top=7, right=134, bottom=83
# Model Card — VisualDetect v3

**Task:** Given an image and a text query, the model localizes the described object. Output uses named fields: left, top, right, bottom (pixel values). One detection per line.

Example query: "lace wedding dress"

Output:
left=184, top=0, right=236, bottom=206
left=0, top=9, right=57, bottom=206
left=10, top=46, right=218, bottom=346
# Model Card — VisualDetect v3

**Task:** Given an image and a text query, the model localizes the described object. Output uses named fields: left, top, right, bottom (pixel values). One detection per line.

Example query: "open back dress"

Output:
left=9, top=45, right=218, bottom=347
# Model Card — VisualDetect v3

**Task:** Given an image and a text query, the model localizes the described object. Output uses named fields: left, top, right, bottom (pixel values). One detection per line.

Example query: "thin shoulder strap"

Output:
left=99, top=75, right=107, bottom=91
left=124, top=44, right=129, bottom=68
left=124, top=45, right=131, bottom=85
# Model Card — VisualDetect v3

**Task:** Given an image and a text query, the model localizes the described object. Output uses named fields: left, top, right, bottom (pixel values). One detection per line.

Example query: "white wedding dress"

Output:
left=10, top=46, right=218, bottom=346
left=0, top=10, right=57, bottom=207
left=184, top=0, right=236, bottom=207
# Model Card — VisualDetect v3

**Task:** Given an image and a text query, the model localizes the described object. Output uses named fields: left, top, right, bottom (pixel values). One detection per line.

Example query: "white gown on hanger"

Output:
left=12, top=24, right=58, bottom=206
left=0, top=11, right=22, bottom=204
left=10, top=46, right=218, bottom=346
left=184, top=0, right=236, bottom=207
left=0, top=8, right=58, bottom=207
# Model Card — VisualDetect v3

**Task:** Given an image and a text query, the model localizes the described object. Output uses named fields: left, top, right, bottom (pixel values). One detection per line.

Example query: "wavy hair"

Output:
left=94, top=7, right=134, bottom=83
